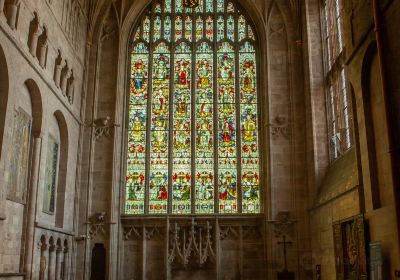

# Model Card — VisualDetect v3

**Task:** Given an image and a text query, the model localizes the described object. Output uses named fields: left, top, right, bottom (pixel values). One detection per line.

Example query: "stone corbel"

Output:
left=86, top=116, right=120, bottom=140
left=269, top=116, right=291, bottom=141
left=85, top=212, right=116, bottom=239
left=267, top=211, right=297, bottom=238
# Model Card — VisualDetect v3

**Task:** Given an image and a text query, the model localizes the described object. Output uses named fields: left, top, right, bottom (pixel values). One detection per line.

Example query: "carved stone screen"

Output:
left=6, top=108, right=32, bottom=202
left=125, top=0, right=260, bottom=215
left=43, top=135, right=59, bottom=214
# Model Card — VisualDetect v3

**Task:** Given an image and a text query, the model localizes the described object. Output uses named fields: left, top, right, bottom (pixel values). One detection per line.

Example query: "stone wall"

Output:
left=306, top=0, right=400, bottom=278
left=0, top=0, right=86, bottom=278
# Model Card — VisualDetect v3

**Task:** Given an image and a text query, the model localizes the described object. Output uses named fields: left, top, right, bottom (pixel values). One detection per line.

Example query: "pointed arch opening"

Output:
left=125, top=0, right=261, bottom=215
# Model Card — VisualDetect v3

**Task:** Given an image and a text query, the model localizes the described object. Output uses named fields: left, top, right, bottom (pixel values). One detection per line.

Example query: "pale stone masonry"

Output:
left=0, top=0, right=399, bottom=279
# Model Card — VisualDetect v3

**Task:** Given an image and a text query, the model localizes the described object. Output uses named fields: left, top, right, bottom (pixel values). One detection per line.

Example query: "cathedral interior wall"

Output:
left=0, top=0, right=399, bottom=279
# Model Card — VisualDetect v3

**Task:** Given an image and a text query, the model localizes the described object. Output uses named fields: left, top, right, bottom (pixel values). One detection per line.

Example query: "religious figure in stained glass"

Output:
left=126, top=0, right=260, bottom=215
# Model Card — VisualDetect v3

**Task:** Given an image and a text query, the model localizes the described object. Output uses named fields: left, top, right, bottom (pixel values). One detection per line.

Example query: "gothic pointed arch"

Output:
left=124, top=0, right=262, bottom=215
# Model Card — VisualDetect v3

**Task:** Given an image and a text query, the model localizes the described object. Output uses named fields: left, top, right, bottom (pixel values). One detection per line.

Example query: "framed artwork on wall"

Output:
left=333, top=214, right=368, bottom=280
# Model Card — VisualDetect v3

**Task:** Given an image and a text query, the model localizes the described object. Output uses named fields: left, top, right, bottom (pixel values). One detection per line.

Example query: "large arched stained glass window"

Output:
left=126, top=0, right=260, bottom=215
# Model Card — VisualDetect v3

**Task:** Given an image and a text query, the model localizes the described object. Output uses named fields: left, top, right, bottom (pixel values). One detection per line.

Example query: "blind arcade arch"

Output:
left=125, top=0, right=261, bottom=215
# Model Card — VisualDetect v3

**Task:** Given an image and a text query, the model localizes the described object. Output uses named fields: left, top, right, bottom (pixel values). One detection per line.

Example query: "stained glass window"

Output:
left=126, top=0, right=260, bottom=215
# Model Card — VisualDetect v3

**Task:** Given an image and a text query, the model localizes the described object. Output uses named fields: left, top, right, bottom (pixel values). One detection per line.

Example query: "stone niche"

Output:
left=121, top=216, right=265, bottom=280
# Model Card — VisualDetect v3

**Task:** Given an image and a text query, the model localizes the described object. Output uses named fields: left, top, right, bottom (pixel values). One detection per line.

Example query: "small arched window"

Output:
left=125, top=0, right=260, bottom=215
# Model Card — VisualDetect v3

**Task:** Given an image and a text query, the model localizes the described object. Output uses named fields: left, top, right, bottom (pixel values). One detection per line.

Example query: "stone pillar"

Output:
left=24, top=137, right=42, bottom=280
left=62, top=245, right=69, bottom=279
left=38, top=40, right=48, bottom=68
left=54, top=54, right=62, bottom=88
left=39, top=244, right=48, bottom=280
left=67, top=74, right=74, bottom=104
left=60, top=65, right=69, bottom=96
left=28, top=14, right=40, bottom=57
left=0, top=0, right=5, bottom=17
left=55, top=244, right=62, bottom=279
left=48, top=241, right=56, bottom=280
left=5, top=1, right=19, bottom=29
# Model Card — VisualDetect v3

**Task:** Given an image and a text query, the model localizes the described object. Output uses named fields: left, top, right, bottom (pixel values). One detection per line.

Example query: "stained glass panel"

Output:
left=185, top=16, right=193, bottom=42
left=238, top=15, right=246, bottom=41
left=227, top=2, right=234, bottom=13
left=217, top=16, right=224, bottom=41
left=217, top=43, right=237, bottom=213
left=126, top=0, right=260, bottom=215
left=205, top=16, right=213, bottom=41
left=195, top=0, right=203, bottom=13
left=154, top=16, right=162, bottom=42
left=155, top=3, right=162, bottom=13
left=248, top=25, right=255, bottom=40
left=164, top=16, right=172, bottom=41
left=196, top=16, right=204, bottom=41
left=165, top=0, right=172, bottom=13
left=227, top=15, right=235, bottom=41
left=175, top=16, right=183, bottom=41
left=175, top=0, right=183, bottom=13
left=143, top=16, right=151, bottom=42
left=173, top=51, right=192, bottom=214
left=239, top=44, right=260, bottom=213
left=206, top=0, right=213, bottom=13
left=195, top=43, right=214, bottom=213
left=217, top=0, right=224, bottom=12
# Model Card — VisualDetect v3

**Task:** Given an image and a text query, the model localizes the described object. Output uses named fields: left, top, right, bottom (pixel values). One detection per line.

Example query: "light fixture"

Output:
left=182, top=0, right=199, bottom=8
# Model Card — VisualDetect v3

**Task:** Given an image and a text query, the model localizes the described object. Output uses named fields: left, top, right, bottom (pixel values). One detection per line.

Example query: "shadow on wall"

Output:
left=0, top=43, right=9, bottom=159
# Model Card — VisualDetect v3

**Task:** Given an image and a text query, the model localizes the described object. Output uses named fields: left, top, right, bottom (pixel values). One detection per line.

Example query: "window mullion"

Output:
left=234, top=13, right=242, bottom=214
left=191, top=7, right=196, bottom=214
left=213, top=0, right=219, bottom=213
left=145, top=12, right=154, bottom=215
left=168, top=0, right=176, bottom=214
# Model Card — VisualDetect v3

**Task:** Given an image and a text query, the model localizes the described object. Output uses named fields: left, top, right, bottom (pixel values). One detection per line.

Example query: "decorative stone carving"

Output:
left=168, top=219, right=216, bottom=268
left=86, top=212, right=114, bottom=239
left=28, top=13, right=41, bottom=57
left=219, top=225, right=239, bottom=240
left=60, top=61, right=69, bottom=95
left=66, top=70, right=75, bottom=104
left=123, top=226, right=142, bottom=240
left=37, top=28, right=48, bottom=68
left=89, top=116, right=120, bottom=140
left=270, top=116, right=290, bottom=140
left=4, top=0, right=21, bottom=29
left=101, top=12, right=117, bottom=42
left=53, top=50, right=63, bottom=88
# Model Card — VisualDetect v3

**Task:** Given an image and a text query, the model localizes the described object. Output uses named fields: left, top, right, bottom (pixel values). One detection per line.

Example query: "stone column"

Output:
left=39, top=243, right=48, bottom=280
left=55, top=244, right=62, bottom=280
left=48, top=241, right=56, bottom=280
left=24, top=137, right=42, bottom=280
left=0, top=0, right=5, bottom=17
left=38, top=40, right=48, bottom=68
left=67, top=74, right=74, bottom=104
left=60, top=66, right=69, bottom=96
left=28, top=14, right=40, bottom=57
left=62, top=245, right=69, bottom=279
left=5, top=0, right=20, bottom=29
left=54, top=59, right=62, bottom=88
